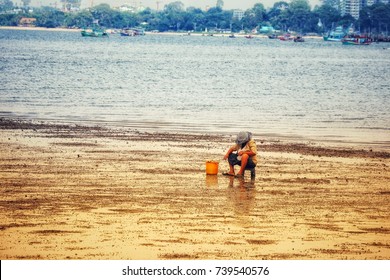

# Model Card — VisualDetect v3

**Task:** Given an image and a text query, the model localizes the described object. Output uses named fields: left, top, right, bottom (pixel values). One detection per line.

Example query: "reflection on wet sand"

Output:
left=226, top=176, right=256, bottom=222
left=205, top=175, right=218, bottom=188
left=206, top=174, right=257, bottom=223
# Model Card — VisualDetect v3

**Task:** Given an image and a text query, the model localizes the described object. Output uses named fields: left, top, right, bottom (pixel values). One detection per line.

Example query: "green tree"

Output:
left=60, top=0, right=81, bottom=11
left=216, top=0, right=224, bottom=9
left=242, top=3, right=267, bottom=30
left=90, top=4, right=114, bottom=27
left=21, top=0, right=31, bottom=8
left=338, top=13, right=356, bottom=29
left=183, top=7, right=205, bottom=31
left=0, top=0, right=14, bottom=12
left=321, top=0, right=339, bottom=9
left=314, top=4, right=341, bottom=31
left=287, top=0, right=312, bottom=32
left=162, top=1, right=185, bottom=30
left=268, top=2, right=289, bottom=31
left=268, top=1, right=289, bottom=19
left=33, top=7, right=66, bottom=28
left=64, top=9, right=93, bottom=28
left=0, top=13, right=20, bottom=26
left=164, top=1, right=184, bottom=13
left=204, top=6, right=231, bottom=30
left=371, top=3, right=390, bottom=34
left=359, top=6, right=373, bottom=33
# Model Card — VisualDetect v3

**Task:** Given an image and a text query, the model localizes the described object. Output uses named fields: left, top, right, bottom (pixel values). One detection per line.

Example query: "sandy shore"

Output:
left=0, top=118, right=389, bottom=260
left=1, top=26, right=325, bottom=39
left=0, top=26, right=81, bottom=32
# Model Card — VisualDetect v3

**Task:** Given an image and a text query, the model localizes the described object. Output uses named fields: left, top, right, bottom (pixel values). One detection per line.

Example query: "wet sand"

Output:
left=0, top=118, right=389, bottom=260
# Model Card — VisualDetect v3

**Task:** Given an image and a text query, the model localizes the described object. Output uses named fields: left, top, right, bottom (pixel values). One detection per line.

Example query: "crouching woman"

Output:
left=223, top=131, right=258, bottom=178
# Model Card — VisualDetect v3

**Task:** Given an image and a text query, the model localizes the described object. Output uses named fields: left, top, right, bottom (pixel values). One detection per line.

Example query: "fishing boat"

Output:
left=293, top=35, right=304, bottom=42
left=278, top=33, right=293, bottom=41
left=120, top=28, right=136, bottom=36
left=268, top=33, right=278, bottom=39
left=120, top=28, right=145, bottom=36
left=245, top=34, right=254, bottom=39
left=81, top=28, right=108, bottom=37
left=81, top=20, right=108, bottom=37
left=342, top=34, right=372, bottom=45
left=323, top=26, right=345, bottom=42
left=133, top=28, right=145, bottom=36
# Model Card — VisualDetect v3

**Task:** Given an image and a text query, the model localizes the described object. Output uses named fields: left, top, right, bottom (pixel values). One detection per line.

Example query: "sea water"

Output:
left=0, top=29, right=389, bottom=148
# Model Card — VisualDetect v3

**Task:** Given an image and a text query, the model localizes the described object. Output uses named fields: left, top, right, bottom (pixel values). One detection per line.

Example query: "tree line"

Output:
left=1, top=0, right=390, bottom=35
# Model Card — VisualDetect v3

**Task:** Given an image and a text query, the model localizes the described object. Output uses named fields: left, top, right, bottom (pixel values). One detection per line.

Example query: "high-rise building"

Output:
left=340, top=0, right=362, bottom=19
left=233, top=9, right=244, bottom=21
left=338, top=0, right=389, bottom=19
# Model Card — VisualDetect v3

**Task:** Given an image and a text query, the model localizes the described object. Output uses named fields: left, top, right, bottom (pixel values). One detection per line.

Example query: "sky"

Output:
left=25, top=0, right=322, bottom=10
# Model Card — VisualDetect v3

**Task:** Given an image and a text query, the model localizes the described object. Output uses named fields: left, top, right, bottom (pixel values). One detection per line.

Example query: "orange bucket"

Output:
left=205, top=161, right=219, bottom=175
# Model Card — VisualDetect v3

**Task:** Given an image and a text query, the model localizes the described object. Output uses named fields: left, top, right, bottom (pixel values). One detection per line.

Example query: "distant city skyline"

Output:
left=22, top=0, right=322, bottom=10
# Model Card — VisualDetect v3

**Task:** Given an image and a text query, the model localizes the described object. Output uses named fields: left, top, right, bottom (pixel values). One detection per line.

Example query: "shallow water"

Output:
left=1, top=29, right=389, bottom=146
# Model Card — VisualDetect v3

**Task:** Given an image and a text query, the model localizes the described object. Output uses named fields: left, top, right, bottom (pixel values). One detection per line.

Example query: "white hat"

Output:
left=235, top=131, right=252, bottom=145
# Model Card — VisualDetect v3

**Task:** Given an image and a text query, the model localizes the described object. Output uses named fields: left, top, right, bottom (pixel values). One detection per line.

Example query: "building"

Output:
left=19, top=17, right=36, bottom=27
left=338, top=0, right=389, bottom=20
left=232, top=9, right=244, bottom=21
left=340, top=0, right=361, bottom=19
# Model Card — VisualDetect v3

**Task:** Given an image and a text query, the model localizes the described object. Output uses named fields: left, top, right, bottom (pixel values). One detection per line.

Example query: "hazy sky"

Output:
left=26, top=0, right=322, bottom=10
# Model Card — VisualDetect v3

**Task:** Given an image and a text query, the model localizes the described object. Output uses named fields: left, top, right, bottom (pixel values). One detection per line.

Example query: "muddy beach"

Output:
left=0, top=118, right=389, bottom=260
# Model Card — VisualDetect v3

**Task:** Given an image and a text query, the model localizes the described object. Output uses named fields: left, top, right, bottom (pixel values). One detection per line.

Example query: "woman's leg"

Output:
left=237, top=154, right=249, bottom=175
left=227, top=153, right=239, bottom=175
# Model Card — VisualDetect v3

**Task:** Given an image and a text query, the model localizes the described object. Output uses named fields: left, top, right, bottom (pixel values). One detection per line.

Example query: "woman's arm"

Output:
left=223, top=146, right=236, bottom=160
left=238, top=141, right=257, bottom=157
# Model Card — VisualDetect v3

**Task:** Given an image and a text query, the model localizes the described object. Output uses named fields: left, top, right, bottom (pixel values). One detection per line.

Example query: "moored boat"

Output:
left=323, top=26, right=345, bottom=42
left=279, top=33, right=293, bottom=41
left=120, top=28, right=135, bottom=36
left=120, top=28, right=145, bottom=36
left=81, top=28, right=108, bottom=37
left=293, top=35, right=304, bottom=42
left=342, top=34, right=372, bottom=45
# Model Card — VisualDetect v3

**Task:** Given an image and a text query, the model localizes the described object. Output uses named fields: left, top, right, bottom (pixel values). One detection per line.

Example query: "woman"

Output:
left=223, top=131, right=258, bottom=178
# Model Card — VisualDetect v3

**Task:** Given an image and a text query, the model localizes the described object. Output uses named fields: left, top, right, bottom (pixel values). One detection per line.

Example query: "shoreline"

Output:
left=2, top=117, right=389, bottom=157
left=0, top=26, right=81, bottom=32
left=0, top=25, right=324, bottom=39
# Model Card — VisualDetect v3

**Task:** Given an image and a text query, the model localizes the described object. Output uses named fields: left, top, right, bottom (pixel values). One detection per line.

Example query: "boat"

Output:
left=228, top=33, right=236, bottom=38
left=342, top=34, right=372, bottom=45
left=293, top=35, right=305, bottom=42
left=245, top=34, right=254, bottom=39
left=81, top=19, right=108, bottom=37
left=268, top=33, right=278, bottom=39
left=81, top=28, right=108, bottom=37
left=259, top=26, right=275, bottom=34
left=120, top=28, right=136, bottom=36
left=132, top=28, right=145, bottom=36
left=323, top=26, right=345, bottom=42
left=278, top=33, right=293, bottom=41
left=120, top=28, right=145, bottom=36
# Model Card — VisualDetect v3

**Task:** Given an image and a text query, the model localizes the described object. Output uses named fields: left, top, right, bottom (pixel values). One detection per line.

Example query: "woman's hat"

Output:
left=235, top=131, right=252, bottom=145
